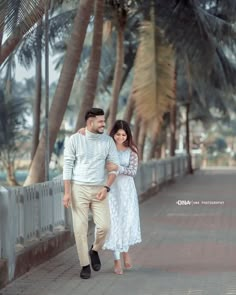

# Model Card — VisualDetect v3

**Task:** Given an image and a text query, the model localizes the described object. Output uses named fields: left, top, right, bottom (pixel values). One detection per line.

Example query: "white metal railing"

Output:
left=0, top=154, right=201, bottom=280
left=12, top=179, right=65, bottom=246
left=0, top=180, right=65, bottom=280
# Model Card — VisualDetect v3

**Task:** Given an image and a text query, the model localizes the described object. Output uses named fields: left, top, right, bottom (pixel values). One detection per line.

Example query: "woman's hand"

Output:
left=77, top=127, right=86, bottom=135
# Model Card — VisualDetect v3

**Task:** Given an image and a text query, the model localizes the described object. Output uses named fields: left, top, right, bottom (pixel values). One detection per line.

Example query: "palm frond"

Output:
left=185, top=46, right=236, bottom=104
left=0, top=89, right=28, bottom=148
left=202, top=0, right=236, bottom=22
left=155, top=0, right=236, bottom=67
left=176, top=64, right=231, bottom=124
left=132, top=20, right=175, bottom=123
left=196, top=7, right=236, bottom=47
left=0, top=0, right=71, bottom=39
left=0, top=0, right=44, bottom=38
left=16, top=8, right=76, bottom=68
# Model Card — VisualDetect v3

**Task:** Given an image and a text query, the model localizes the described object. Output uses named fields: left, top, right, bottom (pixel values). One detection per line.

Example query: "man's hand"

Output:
left=63, top=193, right=71, bottom=208
left=96, top=188, right=108, bottom=201
left=106, top=162, right=118, bottom=172
left=77, top=127, right=86, bottom=135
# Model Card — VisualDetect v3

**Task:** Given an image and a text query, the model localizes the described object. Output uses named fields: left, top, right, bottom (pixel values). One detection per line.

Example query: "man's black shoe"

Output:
left=80, top=265, right=91, bottom=279
left=89, top=246, right=101, bottom=271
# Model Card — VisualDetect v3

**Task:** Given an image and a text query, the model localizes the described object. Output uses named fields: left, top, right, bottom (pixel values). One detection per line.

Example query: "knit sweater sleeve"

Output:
left=63, top=136, right=76, bottom=180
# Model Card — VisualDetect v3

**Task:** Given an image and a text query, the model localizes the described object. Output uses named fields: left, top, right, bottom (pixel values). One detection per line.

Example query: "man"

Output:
left=63, top=108, right=119, bottom=279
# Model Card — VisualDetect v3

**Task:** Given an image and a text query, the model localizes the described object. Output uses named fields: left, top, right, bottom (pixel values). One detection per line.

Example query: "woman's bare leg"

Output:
left=113, top=251, right=123, bottom=275
left=122, top=251, right=132, bottom=269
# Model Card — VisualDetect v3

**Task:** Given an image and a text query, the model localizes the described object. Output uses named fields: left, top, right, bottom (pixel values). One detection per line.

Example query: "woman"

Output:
left=103, top=120, right=142, bottom=275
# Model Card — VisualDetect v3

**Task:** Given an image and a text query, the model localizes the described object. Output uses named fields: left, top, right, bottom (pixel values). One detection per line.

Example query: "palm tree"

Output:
left=104, top=16, right=139, bottom=122
left=123, top=91, right=135, bottom=123
left=24, top=0, right=95, bottom=185
left=137, top=120, right=147, bottom=161
left=133, top=114, right=140, bottom=145
left=105, top=1, right=141, bottom=129
left=14, top=7, right=77, bottom=160
left=132, top=17, right=175, bottom=129
left=130, top=0, right=236, bottom=160
left=155, top=0, right=236, bottom=90
left=147, top=118, right=161, bottom=160
left=107, top=4, right=127, bottom=130
left=0, top=0, right=72, bottom=65
left=3, top=0, right=236, bottom=184
left=0, top=0, right=45, bottom=65
left=169, top=67, right=177, bottom=156
left=32, top=20, right=43, bottom=160
left=0, top=86, right=29, bottom=186
left=75, top=0, right=105, bottom=130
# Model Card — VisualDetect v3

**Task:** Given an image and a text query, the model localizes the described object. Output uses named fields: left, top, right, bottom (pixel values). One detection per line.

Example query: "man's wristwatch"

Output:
left=103, top=186, right=110, bottom=192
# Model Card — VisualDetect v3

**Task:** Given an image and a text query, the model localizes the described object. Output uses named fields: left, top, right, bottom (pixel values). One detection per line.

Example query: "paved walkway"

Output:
left=1, top=168, right=236, bottom=295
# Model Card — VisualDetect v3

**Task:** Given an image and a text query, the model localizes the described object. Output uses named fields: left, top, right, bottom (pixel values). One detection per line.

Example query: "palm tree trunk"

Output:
left=3, top=152, right=19, bottom=186
left=44, top=0, right=50, bottom=181
left=170, top=102, right=177, bottom=156
left=170, top=64, right=177, bottom=156
left=133, top=115, right=140, bottom=146
left=105, top=106, right=110, bottom=121
left=155, top=145, right=161, bottom=158
left=107, top=21, right=125, bottom=130
left=138, top=121, right=147, bottom=161
left=123, top=92, right=134, bottom=123
left=185, top=57, right=193, bottom=174
left=161, top=142, right=166, bottom=159
left=31, top=21, right=43, bottom=160
left=75, top=0, right=104, bottom=131
left=24, top=0, right=94, bottom=186
left=186, top=101, right=193, bottom=173
left=119, top=49, right=135, bottom=91
left=105, top=45, right=134, bottom=123
left=0, top=0, right=46, bottom=65
left=6, top=162, right=19, bottom=186
left=148, top=127, right=159, bottom=160
left=148, top=138, right=158, bottom=160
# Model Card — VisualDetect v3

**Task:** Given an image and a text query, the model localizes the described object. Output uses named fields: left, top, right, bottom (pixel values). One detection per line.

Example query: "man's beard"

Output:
left=93, top=127, right=104, bottom=134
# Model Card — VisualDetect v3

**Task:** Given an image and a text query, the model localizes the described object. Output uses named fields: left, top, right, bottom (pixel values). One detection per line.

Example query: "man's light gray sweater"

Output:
left=63, top=129, right=119, bottom=185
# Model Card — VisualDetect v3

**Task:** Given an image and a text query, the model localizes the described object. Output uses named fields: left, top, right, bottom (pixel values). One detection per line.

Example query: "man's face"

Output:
left=90, top=115, right=105, bottom=134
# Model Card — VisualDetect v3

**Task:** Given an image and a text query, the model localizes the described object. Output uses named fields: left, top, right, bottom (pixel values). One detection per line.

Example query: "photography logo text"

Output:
left=176, top=200, right=224, bottom=206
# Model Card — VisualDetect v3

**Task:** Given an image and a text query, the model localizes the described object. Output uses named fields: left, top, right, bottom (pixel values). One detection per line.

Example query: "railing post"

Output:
left=177, top=156, right=180, bottom=176
left=18, top=193, right=25, bottom=245
left=171, top=157, right=175, bottom=180
left=163, top=160, right=167, bottom=182
left=152, top=161, right=158, bottom=187
left=0, top=187, right=17, bottom=281
left=36, top=190, right=42, bottom=239
left=49, top=187, right=54, bottom=232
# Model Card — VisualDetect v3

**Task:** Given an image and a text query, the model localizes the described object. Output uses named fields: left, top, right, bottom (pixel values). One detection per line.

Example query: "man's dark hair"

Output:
left=85, top=108, right=104, bottom=122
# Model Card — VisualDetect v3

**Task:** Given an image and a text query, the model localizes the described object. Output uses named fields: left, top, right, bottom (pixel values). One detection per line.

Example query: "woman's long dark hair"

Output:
left=109, top=120, right=138, bottom=154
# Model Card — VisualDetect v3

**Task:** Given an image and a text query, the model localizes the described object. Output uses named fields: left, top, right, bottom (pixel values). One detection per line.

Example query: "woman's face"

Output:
left=114, top=129, right=127, bottom=145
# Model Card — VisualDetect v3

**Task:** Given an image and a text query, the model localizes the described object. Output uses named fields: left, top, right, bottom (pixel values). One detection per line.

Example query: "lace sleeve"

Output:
left=118, top=151, right=138, bottom=177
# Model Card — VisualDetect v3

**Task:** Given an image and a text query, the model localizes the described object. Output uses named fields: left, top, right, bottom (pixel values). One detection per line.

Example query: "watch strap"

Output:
left=104, top=185, right=110, bottom=192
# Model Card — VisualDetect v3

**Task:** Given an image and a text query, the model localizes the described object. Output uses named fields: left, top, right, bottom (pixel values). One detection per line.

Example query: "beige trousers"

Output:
left=71, top=183, right=110, bottom=266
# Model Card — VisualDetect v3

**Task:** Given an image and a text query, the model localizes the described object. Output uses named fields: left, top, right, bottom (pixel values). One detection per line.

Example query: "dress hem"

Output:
left=103, top=239, right=142, bottom=251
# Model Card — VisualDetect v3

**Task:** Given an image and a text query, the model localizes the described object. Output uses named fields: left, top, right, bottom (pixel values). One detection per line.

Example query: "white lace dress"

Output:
left=103, top=148, right=142, bottom=252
